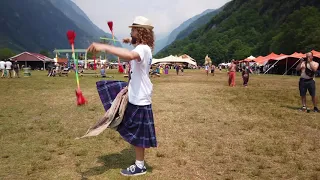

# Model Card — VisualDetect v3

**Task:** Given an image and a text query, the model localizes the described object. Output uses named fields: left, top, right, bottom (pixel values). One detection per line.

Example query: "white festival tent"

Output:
left=152, top=55, right=197, bottom=66
left=219, top=62, right=231, bottom=67
left=247, top=55, right=256, bottom=60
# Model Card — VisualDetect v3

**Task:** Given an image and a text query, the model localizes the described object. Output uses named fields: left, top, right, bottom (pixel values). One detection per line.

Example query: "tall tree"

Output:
left=39, top=50, right=49, bottom=57
left=0, top=48, right=15, bottom=60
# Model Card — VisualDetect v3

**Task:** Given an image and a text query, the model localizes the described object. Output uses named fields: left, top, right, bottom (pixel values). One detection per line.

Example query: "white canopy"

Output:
left=219, top=63, right=229, bottom=66
left=247, top=55, right=256, bottom=60
left=152, top=55, right=197, bottom=66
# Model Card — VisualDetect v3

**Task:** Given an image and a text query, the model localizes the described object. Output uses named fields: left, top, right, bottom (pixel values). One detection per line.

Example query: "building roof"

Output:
left=10, top=52, right=54, bottom=62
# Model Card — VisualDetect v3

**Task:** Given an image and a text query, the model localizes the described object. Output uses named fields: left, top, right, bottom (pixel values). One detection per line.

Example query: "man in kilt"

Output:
left=87, top=16, right=157, bottom=176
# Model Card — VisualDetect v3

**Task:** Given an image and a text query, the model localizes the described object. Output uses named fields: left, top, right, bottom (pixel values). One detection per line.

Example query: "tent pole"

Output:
left=285, top=58, right=288, bottom=75
left=84, top=52, right=88, bottom=69
left=44, top=61, right=45, bottom=70
left=283, top=59, right=300, bottom=75
left=264, top=60, right=280, bottom=74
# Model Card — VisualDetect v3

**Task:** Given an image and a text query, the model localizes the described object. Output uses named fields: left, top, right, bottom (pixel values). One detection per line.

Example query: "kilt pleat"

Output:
left=117, top=103, right=157, bottom=148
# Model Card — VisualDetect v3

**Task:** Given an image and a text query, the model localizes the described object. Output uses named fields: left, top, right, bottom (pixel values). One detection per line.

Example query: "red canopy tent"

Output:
left=311, top=50, right=320, bottom=58
left=253, top=53, right=282, bottom=66
left=263, top=53, right=283, bottom=74
left=254, top=56, right=267, bottom=65
left=274, top=52, right=305, bottom=75
left=290, top=52, right=305, bottom=59
left=265, top=52, right=280, bottom=59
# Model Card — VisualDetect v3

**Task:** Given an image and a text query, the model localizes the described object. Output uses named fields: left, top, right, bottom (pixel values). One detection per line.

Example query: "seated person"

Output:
left=100, top=65, right=106, bottom=78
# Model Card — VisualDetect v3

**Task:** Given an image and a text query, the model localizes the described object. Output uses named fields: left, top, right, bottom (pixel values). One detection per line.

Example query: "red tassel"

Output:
left=107, top=21, right=113, bottom=32
left=67, top=30, right=76, bottom=45
left=75, top=89, right=87, bottom=106
left=118, top=64, right=124, bottom=73
left=93, top=55, right=96, bottom=70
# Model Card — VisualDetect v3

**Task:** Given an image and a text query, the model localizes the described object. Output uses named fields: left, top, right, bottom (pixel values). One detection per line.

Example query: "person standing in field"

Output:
left=175, top=64, right=180, bottom=75
left=180, top=65, right=184, bottom=76
left=242, top=62, right=253, bottom=87
left=205, top=64, right=209, bottom=76
left=296, top=52, right=319, bottom=112
left=211, top=64, right=215, bottom=76
left=165, top=64, right=169, bottom=74
left=12, top=60, right=20, bottom=78
left=0, top=59, right=5, bottom=78
left=228, top=60, right=236, bottom=87
left=5, top=59, right=12, bottom=78
left=87, top=16, right=157, bottom=176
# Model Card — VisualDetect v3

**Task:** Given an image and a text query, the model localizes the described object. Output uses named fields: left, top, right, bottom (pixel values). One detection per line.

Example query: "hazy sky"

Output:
left=72, top=0, right=230, bottom=40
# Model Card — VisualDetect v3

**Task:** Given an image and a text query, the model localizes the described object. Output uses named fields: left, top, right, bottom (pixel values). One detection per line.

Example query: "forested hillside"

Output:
left=156, top=0, right=320, bottom=65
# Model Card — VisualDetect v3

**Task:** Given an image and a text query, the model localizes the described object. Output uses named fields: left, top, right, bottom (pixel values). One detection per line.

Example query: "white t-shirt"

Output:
left=0, top=61, right=5, bottom=69
left=129, top=44, right=153, bottom=106
left=5, top=61, right=12, bottom=69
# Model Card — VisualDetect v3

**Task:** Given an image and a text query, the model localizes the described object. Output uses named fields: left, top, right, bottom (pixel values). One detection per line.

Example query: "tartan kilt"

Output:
left=96, top=80, right=157, bottom=148
left=96, top=80, right=128, bottom=111
left=117, top=103, right=157, bottom=148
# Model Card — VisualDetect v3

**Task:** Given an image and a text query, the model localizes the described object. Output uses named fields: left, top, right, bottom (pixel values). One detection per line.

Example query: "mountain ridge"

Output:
left=156, top=0, right=320, bottom=65
left=154, top=8, right=218, bottom=54
left=0, top=0, right=121, bottom=55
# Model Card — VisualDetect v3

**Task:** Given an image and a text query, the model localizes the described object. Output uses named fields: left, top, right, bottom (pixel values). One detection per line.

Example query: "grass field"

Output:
left=0, top=69, right=319, bottom=180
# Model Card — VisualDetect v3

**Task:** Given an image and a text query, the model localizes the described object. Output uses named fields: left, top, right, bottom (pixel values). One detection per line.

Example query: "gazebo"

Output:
left=10, top=52, right=54, bottom=70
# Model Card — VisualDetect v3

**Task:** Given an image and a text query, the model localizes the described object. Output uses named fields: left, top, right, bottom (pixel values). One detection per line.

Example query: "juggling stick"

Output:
left=66, top=30, right=87, bottom=106
left=107, top=21, right=124, bottom=73
left=93, top=55, right=97, bottom=70
left=99, top=37, right=121, bottom=42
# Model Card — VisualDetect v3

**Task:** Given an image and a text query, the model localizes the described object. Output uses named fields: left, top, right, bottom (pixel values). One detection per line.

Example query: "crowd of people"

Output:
left=149, top=64, right=186, bottom=76
left=223, top=53, right=319, bottom=112
left=0, top=59, right=20, bottom=78
left=226, top=60, right=254, bottom=87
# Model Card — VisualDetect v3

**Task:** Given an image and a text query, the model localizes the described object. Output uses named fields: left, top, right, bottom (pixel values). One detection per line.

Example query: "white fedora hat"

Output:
left=129, top=16, right=154, bottom=30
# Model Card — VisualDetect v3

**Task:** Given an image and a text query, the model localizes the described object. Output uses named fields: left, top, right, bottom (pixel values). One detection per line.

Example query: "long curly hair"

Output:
left=135, top=27, right=155, bottom=51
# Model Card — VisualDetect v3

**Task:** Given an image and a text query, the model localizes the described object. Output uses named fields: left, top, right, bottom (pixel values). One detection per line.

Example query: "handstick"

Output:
left=107, top=21, right=124, bottom=73
left=66, top=30, right=87, bottom=106
left=99, top=37, right=120, bottom=42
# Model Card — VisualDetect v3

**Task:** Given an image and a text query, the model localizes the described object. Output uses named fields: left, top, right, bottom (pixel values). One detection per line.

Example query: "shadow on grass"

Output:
left=81, top=148, right=153, bottom=178
left=281, top=105, right=300, bottom=111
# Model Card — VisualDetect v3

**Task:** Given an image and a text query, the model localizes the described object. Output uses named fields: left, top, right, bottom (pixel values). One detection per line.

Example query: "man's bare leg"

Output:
left=301, top=96, right=306, bottom=107
left=312, top=96, right=317, bottom=108
left=135, top=146, right=145, bottom=161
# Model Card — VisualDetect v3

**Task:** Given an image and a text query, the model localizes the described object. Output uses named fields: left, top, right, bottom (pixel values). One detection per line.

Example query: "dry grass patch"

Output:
left=0, top=69, right=319, bottom=179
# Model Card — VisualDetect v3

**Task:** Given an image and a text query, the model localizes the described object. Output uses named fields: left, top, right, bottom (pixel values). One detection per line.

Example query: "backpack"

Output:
left=305, top=61, right=315, bottom=78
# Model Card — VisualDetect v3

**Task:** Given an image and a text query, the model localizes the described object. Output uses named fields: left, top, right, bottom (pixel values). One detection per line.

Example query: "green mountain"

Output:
left=154, top=9, right=218, bottom=54
left=175, top=7, right=224, bottom=41
left=167, top=9, right=217, bottom=46
left=48, top=0, right=121, bottom=47
left=0, top=0, right=120, bottom=54
left=156, top=0, right=320, bottom=65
